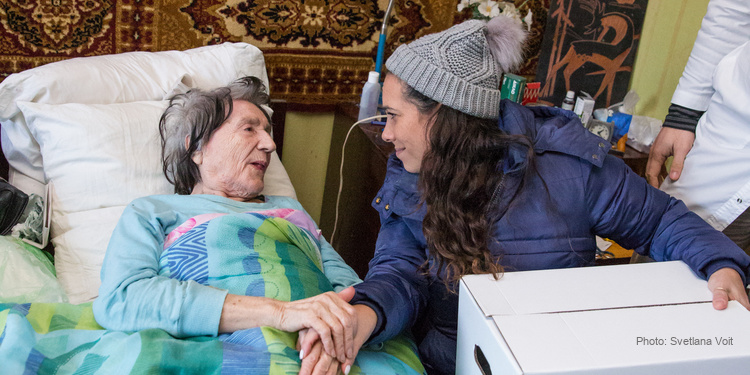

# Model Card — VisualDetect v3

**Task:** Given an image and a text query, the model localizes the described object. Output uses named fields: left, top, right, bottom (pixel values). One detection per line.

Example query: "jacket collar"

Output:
left=386, top=155, right=419, bottom=194
left=498, top=99, right=609, bottom=173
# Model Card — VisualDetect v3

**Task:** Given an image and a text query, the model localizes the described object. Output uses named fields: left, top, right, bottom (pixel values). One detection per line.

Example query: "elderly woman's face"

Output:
left=191, top=100, right=275, bottom=201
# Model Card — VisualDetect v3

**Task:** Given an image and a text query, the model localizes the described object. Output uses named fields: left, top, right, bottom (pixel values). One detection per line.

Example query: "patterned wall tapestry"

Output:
left=0, top=0, right=549, bottom=105
left=0, top=0, right=441, bottom=105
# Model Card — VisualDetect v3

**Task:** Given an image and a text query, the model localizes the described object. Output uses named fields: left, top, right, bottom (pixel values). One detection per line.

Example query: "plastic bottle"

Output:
left=358, top=71, right=381, bottom=121
left=561, top=90, right=575, bottom=111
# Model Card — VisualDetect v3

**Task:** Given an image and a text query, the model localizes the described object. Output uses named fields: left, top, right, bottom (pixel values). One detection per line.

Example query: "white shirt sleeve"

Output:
left=671, top=0, right=750, bottom=110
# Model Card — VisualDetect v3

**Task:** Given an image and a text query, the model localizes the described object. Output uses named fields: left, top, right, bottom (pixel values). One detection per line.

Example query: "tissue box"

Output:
left=456, top=261, right=750, bottom=374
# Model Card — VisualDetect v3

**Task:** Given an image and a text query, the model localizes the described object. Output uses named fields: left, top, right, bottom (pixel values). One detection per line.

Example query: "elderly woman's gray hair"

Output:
left=159, top=76, right=271, bottom=195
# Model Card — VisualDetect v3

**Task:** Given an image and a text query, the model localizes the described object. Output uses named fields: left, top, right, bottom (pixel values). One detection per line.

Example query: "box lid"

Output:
left=462, top=261, right=712, bottom=317
left=459, top=261, right=750, bottom=374
left=493, top=301, right=750, bottom=374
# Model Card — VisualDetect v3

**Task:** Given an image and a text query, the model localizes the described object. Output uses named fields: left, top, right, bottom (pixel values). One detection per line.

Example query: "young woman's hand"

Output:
left=707, top=267, right=750, bottom=310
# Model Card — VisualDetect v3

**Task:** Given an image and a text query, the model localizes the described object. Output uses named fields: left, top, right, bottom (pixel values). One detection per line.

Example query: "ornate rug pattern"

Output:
left=0, top=0, right=547, bottom=105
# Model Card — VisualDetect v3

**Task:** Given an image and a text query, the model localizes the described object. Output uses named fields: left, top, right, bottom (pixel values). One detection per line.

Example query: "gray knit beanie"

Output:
left=386, top=16, right=527, bottom=119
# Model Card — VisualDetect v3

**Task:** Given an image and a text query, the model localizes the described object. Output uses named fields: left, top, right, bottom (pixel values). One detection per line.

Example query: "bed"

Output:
left=0, top=43, right=424, bottom=374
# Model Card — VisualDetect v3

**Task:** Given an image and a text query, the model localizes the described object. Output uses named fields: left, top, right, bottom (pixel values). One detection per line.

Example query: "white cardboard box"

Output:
left=456, top=261, right=750, bottom=374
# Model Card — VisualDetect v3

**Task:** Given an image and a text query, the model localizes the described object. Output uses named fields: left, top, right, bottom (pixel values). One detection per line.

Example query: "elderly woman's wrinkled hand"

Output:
left=273, top=288, right=357, bottom=364
left=298, top=298, right=378, bottom=375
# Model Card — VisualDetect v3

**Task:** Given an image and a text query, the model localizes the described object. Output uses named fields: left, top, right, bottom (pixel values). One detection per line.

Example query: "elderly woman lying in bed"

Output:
left=92, top=77, right=423, bottom=375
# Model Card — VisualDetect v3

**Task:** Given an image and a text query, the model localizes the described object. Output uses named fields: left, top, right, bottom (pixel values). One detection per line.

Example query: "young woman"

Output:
left=308, top=16, right=750, bottom=375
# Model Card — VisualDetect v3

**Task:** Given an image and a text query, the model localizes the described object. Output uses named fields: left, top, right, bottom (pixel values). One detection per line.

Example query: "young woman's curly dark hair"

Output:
left=402, top=84, right=534, bottom=290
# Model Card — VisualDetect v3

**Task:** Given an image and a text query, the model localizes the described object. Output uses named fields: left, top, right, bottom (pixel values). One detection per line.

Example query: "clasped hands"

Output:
left=274, top=286, right=374, bottom=375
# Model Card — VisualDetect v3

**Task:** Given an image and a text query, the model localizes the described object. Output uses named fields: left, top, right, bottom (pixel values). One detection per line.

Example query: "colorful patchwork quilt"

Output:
left=0, top=210, right=425, bottom=374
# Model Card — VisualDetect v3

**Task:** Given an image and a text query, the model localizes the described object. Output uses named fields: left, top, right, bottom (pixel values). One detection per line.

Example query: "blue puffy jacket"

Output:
left=351, top=100, right=750, bottom=375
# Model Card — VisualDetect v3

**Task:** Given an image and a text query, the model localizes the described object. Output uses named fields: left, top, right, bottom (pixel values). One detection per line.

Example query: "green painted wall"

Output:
left=280, top=111, right=334, bottom=223
left=630, top=0, right=710, bottom=119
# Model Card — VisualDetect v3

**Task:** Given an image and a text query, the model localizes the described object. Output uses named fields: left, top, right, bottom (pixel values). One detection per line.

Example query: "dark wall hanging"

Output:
left=535, top=0, right=648, bottom=108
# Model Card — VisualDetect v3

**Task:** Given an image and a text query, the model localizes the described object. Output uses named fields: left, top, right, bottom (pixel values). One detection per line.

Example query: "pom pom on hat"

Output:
left=486, top=16, right=528, bottom=73
left=386, top=18, right=527, bottom=119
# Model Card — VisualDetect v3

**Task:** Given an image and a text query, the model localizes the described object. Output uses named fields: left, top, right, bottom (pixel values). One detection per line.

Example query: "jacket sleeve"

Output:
left=671, top=0, right=750, bottom=111
left=350, top=215, right=430, bottom=345
left=92, top=200, right=228, bottom=337
left=586, top=155, right=750, bottom=284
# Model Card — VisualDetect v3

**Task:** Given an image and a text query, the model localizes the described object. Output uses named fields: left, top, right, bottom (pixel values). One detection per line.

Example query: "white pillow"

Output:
left=51, top=207, right=125, bottom=304
left=21, top=101, right=173, bottom=214
left=19, top=100, right=295, bottom=303
left=0, top=42, right=268, bottom=183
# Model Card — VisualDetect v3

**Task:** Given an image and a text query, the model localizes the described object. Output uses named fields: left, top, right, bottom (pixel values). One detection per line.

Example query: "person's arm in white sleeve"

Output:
left=646, top=0, right=750, bottom=186
left=671, top=0, right=750, bottom=110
